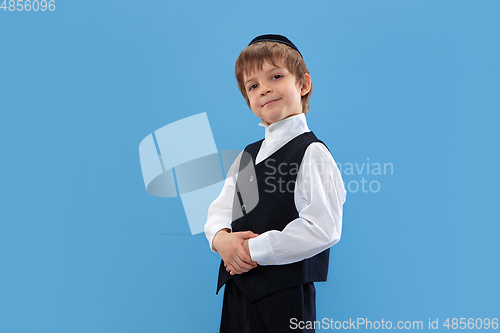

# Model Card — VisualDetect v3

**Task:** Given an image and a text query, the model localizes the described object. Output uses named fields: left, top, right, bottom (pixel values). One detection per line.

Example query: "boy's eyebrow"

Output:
left=244, top=66, right=282, bottom=85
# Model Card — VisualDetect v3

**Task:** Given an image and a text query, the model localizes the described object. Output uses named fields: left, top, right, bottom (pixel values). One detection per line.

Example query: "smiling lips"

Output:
left=262, top=98, right=281, bottom=107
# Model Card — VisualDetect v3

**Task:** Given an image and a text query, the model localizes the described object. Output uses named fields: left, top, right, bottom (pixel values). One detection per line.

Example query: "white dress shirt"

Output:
left=204, top=113, right=347, bottom=265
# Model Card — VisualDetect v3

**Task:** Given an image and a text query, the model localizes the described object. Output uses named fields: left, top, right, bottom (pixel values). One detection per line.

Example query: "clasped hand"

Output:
left=213, top=229, right=259, bottom=275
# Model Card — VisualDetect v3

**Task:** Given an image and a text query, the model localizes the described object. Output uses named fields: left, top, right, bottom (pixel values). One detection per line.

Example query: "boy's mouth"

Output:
left=262, top=99, right=281, bottom=107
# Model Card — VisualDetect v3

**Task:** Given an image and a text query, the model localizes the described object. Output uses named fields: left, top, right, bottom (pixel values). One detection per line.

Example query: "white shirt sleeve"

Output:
left=204, top=151, right=243, bottom=252
left=248, top=142, right=347, bottom=265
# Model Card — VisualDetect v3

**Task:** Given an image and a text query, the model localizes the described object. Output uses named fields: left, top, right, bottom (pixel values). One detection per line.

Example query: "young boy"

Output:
left=205, top=34, right=347, bottom=332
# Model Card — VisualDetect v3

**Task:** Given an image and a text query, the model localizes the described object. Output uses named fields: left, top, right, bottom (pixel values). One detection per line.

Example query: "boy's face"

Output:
left=243, top=60, right=311, bottom=125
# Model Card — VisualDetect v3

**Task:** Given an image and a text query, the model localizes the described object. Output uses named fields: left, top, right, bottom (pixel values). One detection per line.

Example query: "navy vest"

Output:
left=216, top=131, right=331, bottom=302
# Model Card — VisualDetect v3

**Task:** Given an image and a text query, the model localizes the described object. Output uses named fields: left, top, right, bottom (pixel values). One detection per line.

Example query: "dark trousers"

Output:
left=220, top=279, right=316, bottom=333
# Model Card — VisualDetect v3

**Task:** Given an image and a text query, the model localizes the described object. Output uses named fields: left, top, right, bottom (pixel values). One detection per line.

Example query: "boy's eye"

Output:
left=248, top=75, right=282, bottom=91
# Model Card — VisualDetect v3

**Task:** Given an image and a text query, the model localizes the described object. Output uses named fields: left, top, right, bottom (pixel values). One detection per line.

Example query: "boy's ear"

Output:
left=300, top=73, right=312, bottom=96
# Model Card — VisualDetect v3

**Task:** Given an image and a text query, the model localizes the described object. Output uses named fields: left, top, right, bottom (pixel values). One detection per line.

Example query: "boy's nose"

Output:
left=260, top=84, right=272, bottom=95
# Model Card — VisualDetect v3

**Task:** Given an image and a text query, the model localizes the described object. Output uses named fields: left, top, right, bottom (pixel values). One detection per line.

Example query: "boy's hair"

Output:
left=235, top=41, right=313, bottom=115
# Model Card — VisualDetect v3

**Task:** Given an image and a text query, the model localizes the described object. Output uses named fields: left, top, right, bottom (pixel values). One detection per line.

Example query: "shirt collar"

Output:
left=258, top=113, right=309, bottom=144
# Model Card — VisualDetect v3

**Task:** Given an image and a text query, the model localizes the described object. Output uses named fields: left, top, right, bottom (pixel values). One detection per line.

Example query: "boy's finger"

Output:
left=243, top=231, right=259, bottom=238
left=236, top=251, right=251, bottom=264
left=236, top=253, right=257, bottom=270
left=237, top=249, right=257, bottom=265
left=240, top=256, right=258, bottom=267
left=233, top=261, right=257, bottom=275
left=226, top=264, right=237, bottom=275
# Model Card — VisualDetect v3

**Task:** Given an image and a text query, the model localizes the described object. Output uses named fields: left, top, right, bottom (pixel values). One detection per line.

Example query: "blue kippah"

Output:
left=247, top=34, right=303, bottom=58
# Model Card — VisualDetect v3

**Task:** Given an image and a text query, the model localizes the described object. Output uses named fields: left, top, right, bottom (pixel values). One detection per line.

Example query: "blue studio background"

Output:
left=1, top=1, right=499, bottom=332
